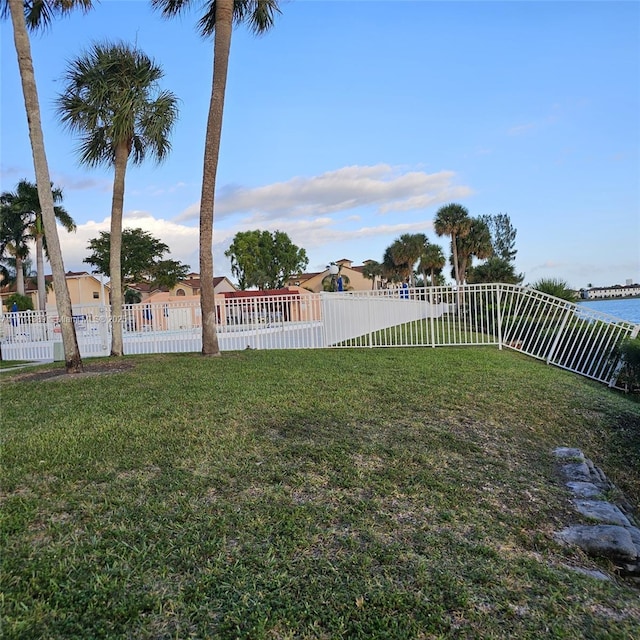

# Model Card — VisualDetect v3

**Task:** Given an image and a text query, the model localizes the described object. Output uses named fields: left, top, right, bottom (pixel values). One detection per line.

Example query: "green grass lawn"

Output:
left=1, top=348, right=639, bottom=639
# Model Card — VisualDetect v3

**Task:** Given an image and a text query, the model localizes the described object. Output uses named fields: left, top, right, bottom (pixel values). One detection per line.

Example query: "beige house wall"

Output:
left=1, top=272, right=110, bottom=312
left=48, top=273, right=109, bottom=309
left=288, top=260, right=377, bottom=293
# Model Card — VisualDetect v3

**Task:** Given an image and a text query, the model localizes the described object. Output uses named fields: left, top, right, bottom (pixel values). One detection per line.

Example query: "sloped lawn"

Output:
left=1, top=348, right=639, bottom=638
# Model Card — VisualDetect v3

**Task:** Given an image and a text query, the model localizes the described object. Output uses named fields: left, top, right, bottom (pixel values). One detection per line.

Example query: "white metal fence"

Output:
left=1, top=284, right=638, bottom=388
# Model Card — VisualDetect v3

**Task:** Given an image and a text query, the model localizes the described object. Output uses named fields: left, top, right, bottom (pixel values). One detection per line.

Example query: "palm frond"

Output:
left=22, top=0, right=94, bottom=31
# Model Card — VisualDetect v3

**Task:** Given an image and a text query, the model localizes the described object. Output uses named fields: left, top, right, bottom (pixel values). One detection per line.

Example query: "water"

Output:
left=577, top=298, right=640, bottom=324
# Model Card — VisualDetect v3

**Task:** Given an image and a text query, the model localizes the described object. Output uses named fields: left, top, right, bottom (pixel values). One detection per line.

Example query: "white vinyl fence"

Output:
left=2, top=284, right=638, bottom=388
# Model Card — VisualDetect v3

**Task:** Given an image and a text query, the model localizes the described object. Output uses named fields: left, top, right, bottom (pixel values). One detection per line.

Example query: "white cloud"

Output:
left=57, top=213, right=200, bottom=274
left=53, top=164, right=471, bottom=279
left=175, top=164, right=472, bottom=223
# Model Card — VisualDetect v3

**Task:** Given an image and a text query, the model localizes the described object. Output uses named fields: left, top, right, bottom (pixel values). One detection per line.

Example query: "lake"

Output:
left=577, top=298, right=640, bottom=324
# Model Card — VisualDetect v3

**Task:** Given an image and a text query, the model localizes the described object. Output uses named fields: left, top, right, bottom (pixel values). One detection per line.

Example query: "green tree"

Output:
left=57, top=41, right=178, bottom=356
left=225, top=229, right=261, bottom=290
left=153, top=0, right=281, bottom=356
left=434, top=203, right=472, bottom=286
left=149, top=260, right=191, bottom=289
left=530, top=277, right=577, bottom=302
left=3, top=0, right=91, bottom=373
left=361, top=259, right=383, bottom=290
left=225, top=229, right=307, bottom=290
left=381, top=246, right=404, bottom=286
left=1, top=180, right=76, bottom=310
left=0, top=196, right=32, bottom=296
left=480, top=213, right=517, bottom=263
left=388, top=233, right=427, bottom=285
left=454, top=217, right=493, bottom=284
left=466, top=256, right=524, bottom=285
left=418, top=243, right=446, bottom=287
left=84, top=228, right=190, bottom=290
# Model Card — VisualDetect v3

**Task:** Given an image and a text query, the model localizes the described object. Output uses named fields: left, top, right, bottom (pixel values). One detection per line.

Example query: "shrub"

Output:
left=4, top=293, right=33, bottom=311
left=530, top=278, right=577, bottom=302
left=614, top=336, right=640, bottom=392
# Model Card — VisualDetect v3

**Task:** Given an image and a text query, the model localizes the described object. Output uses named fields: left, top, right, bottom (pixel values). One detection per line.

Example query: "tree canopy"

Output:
left=530, top=278, right=577, bottom=302
left=84, top=228, right=189, bottom=289
left=387, top=233, right=427, bottom=285
left=418, top=243, right=446, bottom=286
left=467, top=256, right=524, bottom=285
left=225, top=230, right=308, bottom=290
left=0, top=179, right=75, bottom=309
left=480, top=213, right=517, bottom=263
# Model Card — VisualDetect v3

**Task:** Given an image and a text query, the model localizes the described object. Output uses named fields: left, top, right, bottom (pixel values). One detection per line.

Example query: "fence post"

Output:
left=429, top=287, right=436, bottom=348
left=99, top=304, right=109, bottom=354
left=368, top=294, right=374, bottom=347
left=496, top=285, right=503, bottom=350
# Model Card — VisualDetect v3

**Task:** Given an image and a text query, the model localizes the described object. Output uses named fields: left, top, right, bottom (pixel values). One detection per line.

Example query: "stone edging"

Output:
left=553, top=447, right=640, bottom=581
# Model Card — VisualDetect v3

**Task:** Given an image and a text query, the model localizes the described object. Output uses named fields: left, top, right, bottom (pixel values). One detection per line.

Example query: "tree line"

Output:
left=359, top=204, right=522, bottom=290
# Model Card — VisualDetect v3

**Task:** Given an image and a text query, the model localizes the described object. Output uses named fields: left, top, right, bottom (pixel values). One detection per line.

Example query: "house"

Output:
left=0, top=271, right=110, bottom=312
left=127, top=273, right=236, bottom=302
left=580, top=283, right=640, bottom=299
left=286, top=259, right=382, bottom=292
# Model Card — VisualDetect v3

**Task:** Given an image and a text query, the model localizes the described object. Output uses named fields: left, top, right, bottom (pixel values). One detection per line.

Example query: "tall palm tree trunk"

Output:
left=15, top=254, right=25, bottom=295
left=7, top=0, right=83, bottom=372
left=199, top=0, right=232, bottom=356
left=109, top=143, right=128, bottom=357
left=36, top=231, right=46, bottom=310
left=451, top=233, right=461, bottom=286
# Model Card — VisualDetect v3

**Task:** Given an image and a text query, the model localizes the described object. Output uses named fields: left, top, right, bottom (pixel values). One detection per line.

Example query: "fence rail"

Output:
left=2, top=284, right=638, bottom=388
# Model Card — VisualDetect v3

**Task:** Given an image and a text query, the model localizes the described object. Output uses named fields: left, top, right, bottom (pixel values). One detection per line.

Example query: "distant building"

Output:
left=580, top=283, right=640, bottom=299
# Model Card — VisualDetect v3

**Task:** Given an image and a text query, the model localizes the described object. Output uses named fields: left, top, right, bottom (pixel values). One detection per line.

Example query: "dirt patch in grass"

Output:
left=4, top=359, right=135, bottom=383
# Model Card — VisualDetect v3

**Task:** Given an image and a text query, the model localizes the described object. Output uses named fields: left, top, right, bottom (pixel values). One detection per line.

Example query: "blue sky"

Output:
left=2, top=0, right=639, bottom=288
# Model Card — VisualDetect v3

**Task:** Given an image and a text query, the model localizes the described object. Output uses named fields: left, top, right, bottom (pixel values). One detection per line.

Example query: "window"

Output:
left=93, top=291, right=100, bottom=299
left=176, top=289, right=185, bottom=296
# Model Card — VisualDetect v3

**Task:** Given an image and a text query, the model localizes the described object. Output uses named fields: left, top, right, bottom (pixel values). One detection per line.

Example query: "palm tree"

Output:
left=56, top=41, right=178, bottom=356
left=153, top=0, right=281, bottom=356
left=454, top=217, right=493, bottom=284
left=1, top=180, right=75, bottom=310
left=418, top=243, right=446, bottom=287
left=0, top=199, right=32, bottom=296
left=388, top=233, right=427, bottom=286
left=4, top=0, right=92, bottom=373
left=434, top=203, right=472, bottom=286
left=362, top=260, right=383, bottom=290
left=381, top=247, right=404, bottom=287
